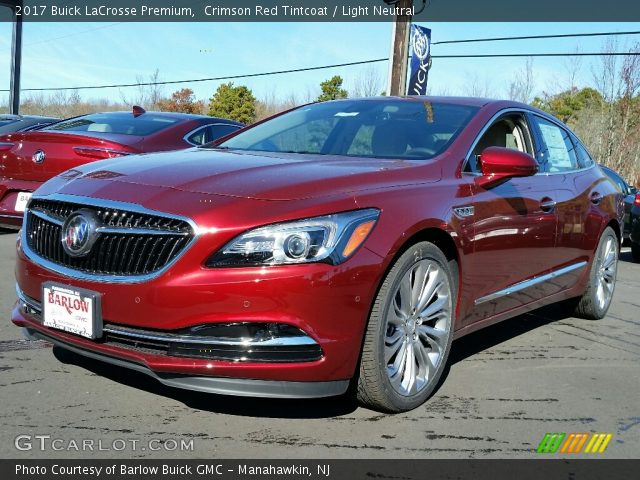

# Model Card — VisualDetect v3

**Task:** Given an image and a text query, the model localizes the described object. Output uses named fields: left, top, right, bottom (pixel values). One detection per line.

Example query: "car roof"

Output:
left=334, top=96, right=499, bottom=108
left=87, top=111, right=241, bottom=124
left=0, top=114, right=58, bottom=120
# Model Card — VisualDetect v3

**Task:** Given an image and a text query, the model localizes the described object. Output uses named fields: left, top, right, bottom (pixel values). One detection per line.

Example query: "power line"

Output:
left=2, top=51, right=639, bottom=93
left=2, top=58, right=389, bottom=92
left=434, top=52, right=640, bottom=58
left=5, top=30, right=638, bottom=92
left=24, top=23, right=124, bottom=47
left=432, top=30, right=640, bottom=45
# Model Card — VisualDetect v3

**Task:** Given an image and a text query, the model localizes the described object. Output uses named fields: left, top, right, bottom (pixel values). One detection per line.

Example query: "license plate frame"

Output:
left=14, top=192, right=32, bottom=213
left=42, top=282, right=103, bottom=339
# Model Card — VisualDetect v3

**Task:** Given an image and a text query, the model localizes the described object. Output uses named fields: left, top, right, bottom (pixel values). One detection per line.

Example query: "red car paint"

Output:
left=11, top=97, right=623, bottom=398
left=0, top=111, right=242, bottom=228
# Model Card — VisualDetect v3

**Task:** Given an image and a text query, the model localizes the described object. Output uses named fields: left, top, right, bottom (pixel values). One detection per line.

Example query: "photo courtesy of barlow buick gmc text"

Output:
left=1, top=0, right=639, bottom=478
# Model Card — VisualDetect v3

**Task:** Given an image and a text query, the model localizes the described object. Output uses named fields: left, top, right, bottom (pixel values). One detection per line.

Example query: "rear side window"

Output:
left=571, top=134, right=595, bottom=169
left=187, top=124, right=241, bottom=146
left=602, top=167, right=628, bottom=194
left=46, top=113, right=180, bottom=136
left=534, top=116, right=579, bottom=172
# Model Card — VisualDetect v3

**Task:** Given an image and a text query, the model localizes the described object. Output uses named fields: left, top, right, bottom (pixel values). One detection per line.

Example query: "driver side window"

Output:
left=464, top=114, right=533, bottom=173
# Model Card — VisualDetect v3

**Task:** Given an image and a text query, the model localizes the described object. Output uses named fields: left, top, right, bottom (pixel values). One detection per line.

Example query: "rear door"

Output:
left=529, top=115, right=602, bottom=293
left=461, top=111, right=558, bottom=325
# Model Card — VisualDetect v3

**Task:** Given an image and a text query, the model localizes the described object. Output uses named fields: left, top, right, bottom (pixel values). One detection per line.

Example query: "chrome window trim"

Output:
left=461, top=108, right=597, bottom=178
left=462, top=108, right=534, bottom=176
left=474, top=261, right=587, bottom=305
left=183, top=123, right=241, bottom=146
left=529, top=113, right=597, bottom=175
left=21, top=193, right=200, bottom=284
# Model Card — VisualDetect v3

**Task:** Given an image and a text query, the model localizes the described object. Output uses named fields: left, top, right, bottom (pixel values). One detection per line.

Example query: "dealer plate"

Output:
left=14, top=192, right=32, bottom=213
left=42, top=282, right=102, bottom=339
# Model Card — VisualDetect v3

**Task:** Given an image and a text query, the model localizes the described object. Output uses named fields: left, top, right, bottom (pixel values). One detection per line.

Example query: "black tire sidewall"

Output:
left=587, top=227, right=619, bottom=318
left=372, top=242, right=455, bottom=411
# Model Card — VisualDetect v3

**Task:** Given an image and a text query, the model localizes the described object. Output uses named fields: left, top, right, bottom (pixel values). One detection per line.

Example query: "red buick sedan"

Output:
left=12, top=97, right=622, bottom=412
left=0, top=108, right=243, bottom=229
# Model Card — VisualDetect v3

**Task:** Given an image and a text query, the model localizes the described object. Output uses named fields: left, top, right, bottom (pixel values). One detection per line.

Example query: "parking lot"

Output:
left=0, top=229, right=638, bottom=459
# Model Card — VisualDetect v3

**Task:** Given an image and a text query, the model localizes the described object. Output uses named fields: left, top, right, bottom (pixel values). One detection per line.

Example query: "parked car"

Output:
left=0, top=108, right=243, bottom=228
left=600, top=165, right=636, bottom=243
left=12, top=97, right=623, bottom=412
left=0, top=114, right=58, bottom=134
left=631, top=191, right=640, bottom=262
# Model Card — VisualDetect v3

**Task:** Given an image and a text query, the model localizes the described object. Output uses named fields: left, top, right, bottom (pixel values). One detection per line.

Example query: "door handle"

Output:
left=590, top=192, right=603, bottom=205
left=540, top=197, right=556, bottom=213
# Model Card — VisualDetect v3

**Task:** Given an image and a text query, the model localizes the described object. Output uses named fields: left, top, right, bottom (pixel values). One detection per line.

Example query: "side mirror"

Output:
left=475, top=146, right=538, bottom=189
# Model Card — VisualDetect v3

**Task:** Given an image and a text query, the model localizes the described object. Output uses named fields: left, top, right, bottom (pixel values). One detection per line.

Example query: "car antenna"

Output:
left=132, top=106, right=146, bottom=117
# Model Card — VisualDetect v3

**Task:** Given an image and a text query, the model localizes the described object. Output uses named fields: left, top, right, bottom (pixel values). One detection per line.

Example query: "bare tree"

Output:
left=565, top=46, right=583, bottom=91
left=507, top=57, right=534, bottom=103
left=463, top=72, right=494, bottom=98
left=350, top=65, right=383, bottom=98
left=119, top=69, right=164, bottom=109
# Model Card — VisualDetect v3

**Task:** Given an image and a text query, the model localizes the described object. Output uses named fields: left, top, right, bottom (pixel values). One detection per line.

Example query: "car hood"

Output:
left=49, top=147, right=442, bottom=201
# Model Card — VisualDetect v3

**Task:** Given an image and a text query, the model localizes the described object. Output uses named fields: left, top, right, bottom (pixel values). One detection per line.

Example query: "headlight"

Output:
left=206, top=209, right=380, bottom=267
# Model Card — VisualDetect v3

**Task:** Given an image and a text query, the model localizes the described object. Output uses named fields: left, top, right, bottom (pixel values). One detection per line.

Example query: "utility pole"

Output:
left=1, top=1, right=22, bottom=114
left=386, top=0, right=413, bottom=96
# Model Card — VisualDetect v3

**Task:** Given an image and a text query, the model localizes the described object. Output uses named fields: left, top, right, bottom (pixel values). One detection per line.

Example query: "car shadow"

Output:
left=0, top=228, right=18, bottom=235
left=52, top=346, right=359, bottom=419
left=52, top=302, right=572, bottom=419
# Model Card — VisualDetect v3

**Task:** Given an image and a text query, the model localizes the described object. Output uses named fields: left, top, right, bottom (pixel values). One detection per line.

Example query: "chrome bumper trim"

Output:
left=24, top=328, right=347, bottom=399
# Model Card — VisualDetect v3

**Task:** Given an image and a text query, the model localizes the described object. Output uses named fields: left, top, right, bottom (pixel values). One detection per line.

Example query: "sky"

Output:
left=1, top=21, right=640, bottom=108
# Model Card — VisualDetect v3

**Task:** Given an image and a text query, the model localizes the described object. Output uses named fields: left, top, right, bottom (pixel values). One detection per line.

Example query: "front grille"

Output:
left=25, top=199, right=194, bottom=277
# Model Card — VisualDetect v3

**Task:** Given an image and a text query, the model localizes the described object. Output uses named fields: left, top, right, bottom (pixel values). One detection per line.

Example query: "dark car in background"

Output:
left=0, top=114, right=59, bottom=134
left=0, top=108, right=243, bottom=228
left=12, top=97, right=623, bottom=412
left=600, top=165, right=636, bottom=243
left=631, top=192, right=640, bottom=262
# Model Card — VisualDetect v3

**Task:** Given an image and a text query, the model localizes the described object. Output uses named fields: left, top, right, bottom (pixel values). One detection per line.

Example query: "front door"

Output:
left=461, top=112, right=558, bottom=326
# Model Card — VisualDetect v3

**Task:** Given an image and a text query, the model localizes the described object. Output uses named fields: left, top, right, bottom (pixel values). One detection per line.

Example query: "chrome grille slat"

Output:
left=25, top=199, right=195, bottom=278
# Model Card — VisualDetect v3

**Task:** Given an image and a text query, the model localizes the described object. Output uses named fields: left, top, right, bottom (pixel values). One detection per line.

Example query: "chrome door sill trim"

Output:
left=474, top=261, right=588, bottom=305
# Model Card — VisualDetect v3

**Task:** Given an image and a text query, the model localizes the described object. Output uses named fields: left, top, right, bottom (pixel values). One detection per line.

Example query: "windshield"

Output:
left=45, top=112, right=181, bottom=136
left=217, top=100, right=478, bottom=159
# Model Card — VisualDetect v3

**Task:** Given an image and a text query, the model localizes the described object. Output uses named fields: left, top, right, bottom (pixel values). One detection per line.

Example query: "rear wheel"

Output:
left=357, top=242, right=455, bottom=413
left=572, top=227, right=619, bottom=320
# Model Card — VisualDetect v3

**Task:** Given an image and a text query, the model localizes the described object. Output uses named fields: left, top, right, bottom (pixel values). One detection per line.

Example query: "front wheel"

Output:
left=357, top=242, right=455, bottom=413
left=572, top=226, right=619, bottom=320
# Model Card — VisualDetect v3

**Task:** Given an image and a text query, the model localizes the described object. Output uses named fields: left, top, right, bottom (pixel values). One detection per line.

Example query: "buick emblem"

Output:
left=32, top=150, right=46, bottom=164
left=413, top=28, right=430, bottom=61
left=61, top=210, right=99, bottom=258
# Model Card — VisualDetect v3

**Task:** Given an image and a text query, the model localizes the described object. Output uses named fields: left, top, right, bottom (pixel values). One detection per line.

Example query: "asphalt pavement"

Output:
left=1, top=229, right=638, bottom=459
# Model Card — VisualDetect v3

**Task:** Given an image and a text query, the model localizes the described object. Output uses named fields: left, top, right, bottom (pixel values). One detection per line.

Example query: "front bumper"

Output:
left=20, top=326, right=348, bottom=398
left=13, top=238, right=385, bottom=396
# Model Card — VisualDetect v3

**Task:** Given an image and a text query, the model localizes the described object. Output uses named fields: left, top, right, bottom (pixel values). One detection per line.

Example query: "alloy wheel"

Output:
left=384, top=259, right=452, bottom=396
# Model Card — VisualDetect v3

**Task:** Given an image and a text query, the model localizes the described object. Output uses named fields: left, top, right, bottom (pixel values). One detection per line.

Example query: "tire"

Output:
left=632, top=242, right=640, bottom=263
left=572, top=226, right=619, bottom=320
left=357, top=242, right=455, bottom=413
